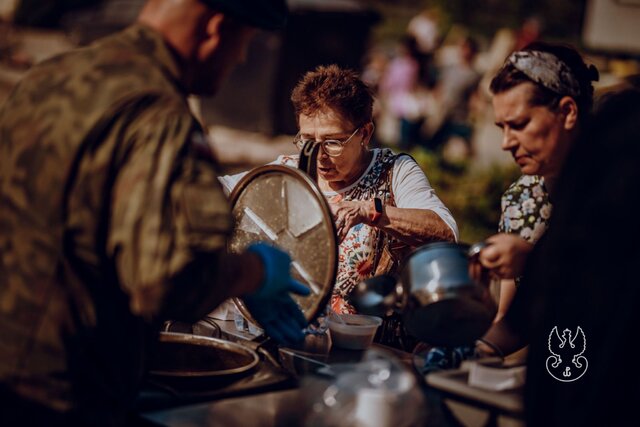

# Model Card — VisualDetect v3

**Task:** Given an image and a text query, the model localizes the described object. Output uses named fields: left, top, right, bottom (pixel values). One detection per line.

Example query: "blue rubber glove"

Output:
left=244, top=295, right=308, bottom=345
left=243, top=242, right=311, bottom=345
left=246, top=242, right=311, bottom=299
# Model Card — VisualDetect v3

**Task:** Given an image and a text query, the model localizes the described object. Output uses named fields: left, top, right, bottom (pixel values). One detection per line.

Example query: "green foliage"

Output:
left=409, top=147, right=520, bottom=243
left=367, top=0, right=587, bottom=47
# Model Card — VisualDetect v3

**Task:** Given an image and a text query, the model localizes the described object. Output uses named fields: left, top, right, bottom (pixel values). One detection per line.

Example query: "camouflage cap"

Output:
left=200, top=0, right=289, bottom=30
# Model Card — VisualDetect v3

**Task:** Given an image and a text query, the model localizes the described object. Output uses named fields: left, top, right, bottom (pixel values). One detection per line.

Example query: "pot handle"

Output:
left=352, top=274, right=401, bottom=317
left=468, top=241, right=488, bottom=258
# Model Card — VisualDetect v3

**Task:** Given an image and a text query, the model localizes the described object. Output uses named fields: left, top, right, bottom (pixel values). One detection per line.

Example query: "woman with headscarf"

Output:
left=477, top=42, right=599, bottom=329
left=508, top=87, right=640, bottom=427
left=422, top=42, right=599, bottom=371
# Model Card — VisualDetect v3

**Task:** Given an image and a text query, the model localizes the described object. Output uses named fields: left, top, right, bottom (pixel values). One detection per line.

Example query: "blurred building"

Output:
left=203, top=0, right=380, bottom=135
left=7, top=0, right=379, bottom=136
left=583, top=0, right=640, bottom=56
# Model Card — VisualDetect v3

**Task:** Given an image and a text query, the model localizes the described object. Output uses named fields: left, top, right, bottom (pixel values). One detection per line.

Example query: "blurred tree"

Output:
left=410, top=148, right=520, bottom=242
left=428, top=0, right=587, bottom=44
left=368, top=0, right=588, bottom=46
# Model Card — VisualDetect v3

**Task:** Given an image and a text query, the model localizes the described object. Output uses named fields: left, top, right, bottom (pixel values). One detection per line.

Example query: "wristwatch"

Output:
left=370, top=197, right=383, bottom=224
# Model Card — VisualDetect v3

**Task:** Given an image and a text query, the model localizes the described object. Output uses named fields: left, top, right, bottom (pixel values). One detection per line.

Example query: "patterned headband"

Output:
left=507, top=50, right=581, bottom=98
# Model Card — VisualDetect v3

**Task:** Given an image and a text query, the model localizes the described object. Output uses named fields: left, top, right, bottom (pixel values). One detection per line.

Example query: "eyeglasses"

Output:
left=293, top=127, right=361, bottom=157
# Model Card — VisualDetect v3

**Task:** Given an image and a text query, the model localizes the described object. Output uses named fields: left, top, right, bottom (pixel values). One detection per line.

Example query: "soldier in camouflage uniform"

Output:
left=0, top=0, right=307, bottom=425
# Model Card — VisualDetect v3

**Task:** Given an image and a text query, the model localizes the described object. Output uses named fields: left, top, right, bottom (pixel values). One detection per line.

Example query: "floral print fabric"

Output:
left=499, top=174, right=552, bottom=244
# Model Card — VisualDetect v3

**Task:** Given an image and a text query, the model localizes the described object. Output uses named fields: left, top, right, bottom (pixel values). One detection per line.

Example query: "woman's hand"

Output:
left=329, top=199, right=373, bottom=242
left=478, top=233, right=533, bottom=279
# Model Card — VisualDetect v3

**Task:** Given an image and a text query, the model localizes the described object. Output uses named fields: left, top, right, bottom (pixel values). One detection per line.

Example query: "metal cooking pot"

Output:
left=148, top=332, right=260, bottom=389
left=353, top=242, right=495, bottom=347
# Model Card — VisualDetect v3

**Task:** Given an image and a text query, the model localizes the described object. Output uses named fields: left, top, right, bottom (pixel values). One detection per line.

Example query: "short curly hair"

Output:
left=290, top=64, right=374, bottom=128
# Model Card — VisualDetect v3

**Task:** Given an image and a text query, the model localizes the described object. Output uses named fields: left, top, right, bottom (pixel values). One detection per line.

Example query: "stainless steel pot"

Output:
left=148, top=332, right=260, bottom=389
left=353, top=242, right=495, bottom=346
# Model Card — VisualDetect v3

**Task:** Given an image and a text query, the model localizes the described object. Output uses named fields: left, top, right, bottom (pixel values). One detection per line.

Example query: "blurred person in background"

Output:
left=0, top=1, right=310, bottom=426
left=476, top=41, right=599, bottom=354
left=379, top=36, right=426, bottom=151
left=361, top=49, right=388, bottom=95
left=221, top=65, right=458, bottom=351
left=406, top=7, right=441, bottom=87
left=424, top=35, right=481, bottom=159
left=514, top=16, right=542, bottom=51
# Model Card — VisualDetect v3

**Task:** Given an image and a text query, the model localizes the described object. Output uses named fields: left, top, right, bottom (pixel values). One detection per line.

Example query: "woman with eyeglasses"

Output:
left=221, top=65, right=458, bottom=349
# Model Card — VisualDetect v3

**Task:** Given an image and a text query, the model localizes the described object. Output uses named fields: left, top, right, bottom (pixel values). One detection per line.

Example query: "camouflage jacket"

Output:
left=0, top=24, right=235, bottom=422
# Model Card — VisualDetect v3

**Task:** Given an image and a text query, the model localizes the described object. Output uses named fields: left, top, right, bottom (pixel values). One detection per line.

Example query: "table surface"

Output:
left=140, top=320, right=523, bottom=426
left=426, top=367, right=524, bottom=418
left=143, top=388, right=302, bottom=427
left=141, top=318, right=425, bottom=426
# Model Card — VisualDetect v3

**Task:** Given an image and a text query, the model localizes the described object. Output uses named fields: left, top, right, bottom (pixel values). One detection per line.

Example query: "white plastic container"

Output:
left=328, top=314, right=382, bottom=350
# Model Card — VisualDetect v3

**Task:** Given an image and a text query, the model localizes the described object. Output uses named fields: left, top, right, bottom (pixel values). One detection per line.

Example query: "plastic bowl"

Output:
left=328, top=314, right=383, bottom=350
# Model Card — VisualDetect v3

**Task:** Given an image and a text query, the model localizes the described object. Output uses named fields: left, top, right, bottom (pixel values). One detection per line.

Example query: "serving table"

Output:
left=139, top=320, right=526, bottom=427
left=425, top=364, right=524, bottom=427
left=138, top=319, right=421, bottom=426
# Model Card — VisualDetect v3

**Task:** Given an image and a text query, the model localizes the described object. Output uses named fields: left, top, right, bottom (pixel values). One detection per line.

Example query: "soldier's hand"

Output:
left=246, top=242, right=311, bottom=299
left=243, top=295, right=307, bottom=345
left=243, top=242, right=310, bottom=345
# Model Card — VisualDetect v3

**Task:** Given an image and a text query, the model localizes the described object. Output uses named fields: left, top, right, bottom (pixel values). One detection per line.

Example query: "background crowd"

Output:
left=1, top=1, right=639, bottom=426
left=1, top=1, right=639, bottom=243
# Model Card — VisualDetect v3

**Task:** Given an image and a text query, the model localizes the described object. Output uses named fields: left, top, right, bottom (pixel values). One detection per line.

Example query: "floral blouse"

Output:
left=499, top=174, right=552, bottom=244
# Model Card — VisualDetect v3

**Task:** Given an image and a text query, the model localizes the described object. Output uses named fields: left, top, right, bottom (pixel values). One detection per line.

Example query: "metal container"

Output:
left=353, top=242, right=495, bottom=346
left=148, top=332, right=260, bottom=389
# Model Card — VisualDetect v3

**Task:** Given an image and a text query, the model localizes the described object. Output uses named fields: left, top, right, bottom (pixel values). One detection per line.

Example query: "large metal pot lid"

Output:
left=228, top=165, right=338, bottom=328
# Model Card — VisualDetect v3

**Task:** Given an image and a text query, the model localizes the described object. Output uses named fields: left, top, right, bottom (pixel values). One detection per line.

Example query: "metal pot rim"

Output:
left=150, top=332, right=260, bottom=378
left=409, top=241, right=471, bottom=256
